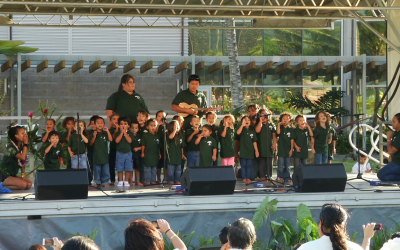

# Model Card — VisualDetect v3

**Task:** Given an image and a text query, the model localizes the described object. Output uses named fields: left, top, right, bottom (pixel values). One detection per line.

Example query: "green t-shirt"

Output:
left=313, top=126, right=330, bottom=154
left=185, top=127, right=201, bottom=151
left=90, top=130, right=110, bottom=164
left=235, top=122, right=257, bottom=141
left=115, top=130, right=134, bottom=153
left=167, top=135, right=184, bottom=165
left=277, top=125, right=293, bottom=158
left=109, top=127, right=118, bottom=151
left=292, top=127, right=310, bottom=159
left=239, top=128, right=258, bottom=159
left=218, top=126, right=235, bottom=158
left=131, top=133, right=142, bottom=152
left=390, top=131, right=400, bottom=167
left=328, top=126, right=338, bottom=158
left=199, top=136, right=217, bottom=167
left=141, top=133, right=160, bottom=167
left=257, top=123, right=276, bottom=158
left=106, top=90, right=149, bottom=123
left=1, top=143, right=21, bottom=176
left=44, top=143, right=64, bottom=170
left=59, top=129, right=72, bottom=161
left=210, top=124, right=219, bottom=145
left=138, top=125, right=149, bottom=137
left=68, top=133, right=87, bottom=155
left=87, top=129, right=95, bottom=152
left=171, top=89, right=208, bottom=130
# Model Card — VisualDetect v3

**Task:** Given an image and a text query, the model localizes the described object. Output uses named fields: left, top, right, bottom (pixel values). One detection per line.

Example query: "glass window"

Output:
left=234, top=23, right=263, bottom=56
left=357, top=21, right=387, bottom=56
left=303, top=68, right=341, bottom=86
left=303, top=21, right=341, bottom=56
left=212, top=87, right=231, bottom=115
left=188, top=22, right=223, bottom=56
left=263, top=30, right=302, bottom=56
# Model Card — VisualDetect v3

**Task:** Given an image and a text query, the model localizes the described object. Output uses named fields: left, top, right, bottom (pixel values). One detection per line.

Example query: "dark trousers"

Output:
left=259, top=157, right=273, bottom=178
left=87, top=150, right=94, bottom=184
left=109, top=149, right=117, bottom=183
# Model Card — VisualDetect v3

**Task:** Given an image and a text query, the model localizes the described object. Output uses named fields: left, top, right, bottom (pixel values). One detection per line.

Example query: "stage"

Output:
left=1, top=173, right=400, bottom=249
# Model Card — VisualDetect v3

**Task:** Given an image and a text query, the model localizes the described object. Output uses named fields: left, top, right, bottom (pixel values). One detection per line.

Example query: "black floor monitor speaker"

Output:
left=35, top=169, right=88, bottom=200
left=292, top=163, right=347, bottom=193
left=180, top=166, right=236, bottom=196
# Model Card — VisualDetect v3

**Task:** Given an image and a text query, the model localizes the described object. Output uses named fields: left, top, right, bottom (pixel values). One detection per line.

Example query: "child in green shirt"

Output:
left=166, top=120, right=186, bottom=184
left=108, top=112, right=120, bottom=185
left=115, top=117, right=134, bottom=187
left=205, top=111, right=219, bottom=166
left=276, top=112, right=294, bottom=183
left=186, top=115, right=201, bottom=167
left=218, top=114, right=235, bottom=166
left=141, top=119, right=161, bottom=185
left=68, top=120, right=88, bottom=169
left=130, top=121, right=143, bottom=186
left=44, top=131, right=65, bottom=170
left=41, top=118, right=57, bottom=143
left=137, top=109, right=150, bottom=136
left=156, top=110, right=167, bottom=183
left=292, top=115, right=313, bottom=170
left=87, top=115, right=99, bottom=185
left=172, top=115, right=186, bottom=176
left=312, top=111, right=332, bottom=164
left=59, top=116, right=75, bottom=169
left=195, top=124, right=217, bottom=167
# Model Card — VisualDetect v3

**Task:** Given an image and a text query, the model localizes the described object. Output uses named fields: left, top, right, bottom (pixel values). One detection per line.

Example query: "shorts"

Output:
left=116, top=151, right=133, bottom=172
left=132, top=151, right=143, bottom=170
left=0, top=173, right=10, bottom=182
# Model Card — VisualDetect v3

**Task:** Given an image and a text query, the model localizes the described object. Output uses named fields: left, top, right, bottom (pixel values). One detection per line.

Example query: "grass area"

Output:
left=332, top=159, right=357, bottom=173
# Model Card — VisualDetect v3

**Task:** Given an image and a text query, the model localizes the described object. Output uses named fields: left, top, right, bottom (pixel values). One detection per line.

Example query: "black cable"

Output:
left=346, top=182, right=382, bottom=192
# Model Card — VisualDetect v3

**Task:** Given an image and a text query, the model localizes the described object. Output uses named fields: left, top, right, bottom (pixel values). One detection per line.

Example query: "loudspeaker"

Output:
left=180, top=166, right=236, bottom=196
left=292, top=163, right=347, bottom=193
left=35, top=169, right=88, bottom=200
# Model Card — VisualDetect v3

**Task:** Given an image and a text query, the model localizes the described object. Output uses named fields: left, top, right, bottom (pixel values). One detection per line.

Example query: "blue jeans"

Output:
left=94, top=163, right=110, bottom=185
left=167, top=164, right=182, bottom=183
left=87, top=151, right=94, bottom=184
left=314, top=153, right=328, bottom=164
left=278, top=157, right=291, bottom=179
left=187, top=151, right=200, bottom=167
left=144, top=166, right=157, bottom=183
left=71, top=154, right=87, bottom=169
left=240, top=158, right=253, bottom=180
left=109, top=149, right=116, bottom=182
left=294, top=158, right=308, bottom=169
left=116, top=151, right=133, bottom=172
left=378, top=162, right=400, bottom=181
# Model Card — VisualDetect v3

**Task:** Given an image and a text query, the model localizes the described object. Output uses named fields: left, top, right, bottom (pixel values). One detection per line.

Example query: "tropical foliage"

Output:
left=0, top=40, right=38, bottom=55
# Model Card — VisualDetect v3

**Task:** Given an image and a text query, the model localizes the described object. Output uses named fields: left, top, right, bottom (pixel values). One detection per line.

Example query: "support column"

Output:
left=17, top=52, right=21, bottom=125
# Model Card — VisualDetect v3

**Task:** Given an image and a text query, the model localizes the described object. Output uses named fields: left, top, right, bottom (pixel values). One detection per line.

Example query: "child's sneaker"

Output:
left=117, top=181, right=124, bottom=187
left=124, top=181, right=130, bottom=187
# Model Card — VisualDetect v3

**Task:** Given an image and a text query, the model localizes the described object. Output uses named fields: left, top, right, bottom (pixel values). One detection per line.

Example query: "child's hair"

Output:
left=279, top=112, right=293, bottom=123
left=90, top=115, right=100, bottom=124
left=118, top=116, right=132, bottom=126
left=247, top=104, right=259, bottom=112
left=206, top=111, right=217, bottom=119
left=8, top=126, right=24, bottom=146
left=118, top=74, right=134, bottom=91
left=191, top=115, right=200, bottom=122
left=391, top=232, right=400, bottom=239
left=95, top=116, right=105, bottom=124
left=110, top=112, right=120, bottom=120
left=394, top=113, right=400, bottom=123
left=131, top=121, right=139, bottom=127
left=241, top=115, right=250, bottom=123
left=315, top=111, right=329, bottom=127
left=295, top=114, right=305, bottom=123
left=172, top=115, right=180, bottom=120
left=29, top=245, right=47, bottom=250
left=219, top=226, right=230, bottom=244
left=46, top=118, right=56, bottom=126
left=48, top=130, right=59, bottom=140
left=219, top=114, right=235, bottom=128
left=137, top=109, right=150, bottom=118
left=146, top=118, right=157, bottom=126
left=358, top=149, right=368, bottom=158
left=167, top=120, right=179, bottom=145
left=62, top=116, right=75, bottom=129
left=156, top=110, right=166, bottom=118
left=202, top=124, right=214, bottom=134
left=75, top=120, right=88, bottom=137
left=258, top=108, right=273, bottom=123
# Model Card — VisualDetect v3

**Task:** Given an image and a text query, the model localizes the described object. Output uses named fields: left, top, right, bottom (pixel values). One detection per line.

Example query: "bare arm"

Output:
left=289, top=139, right=294, bottom=157
left=42, top=131, right=50, bottom=143
left=253, top=141, right=259, bottom=158
left=311, top=137, right=315, bottom=153
left=195, top=135, right=202, bottom=145
left=169, top=130, right=177, bottom=139
left=276, top=123, right=281, bottom=135
left=307, top=125, right=314, bottom=137
left=115, top=131, right=124, bottom=143
left=236, top=124, right=244, bottom=135
left=141, top=145, right=145, bottom=158
left=272, top=133, right=277, bottom=151
left=106, top=110, right=114, bottom=128
left=221, top=126, right=227, bottom=138
left=89, top=131, right=97, bottom=146
left=125, top=133, right=132, bottom=143
left=16, top=147, right=28, bottom=161
left=387, top=131, right=399, bottom=154
left=66, top=129, right=72, bottom=142
left=187, top=129, right=199, bottom=143
left=44, top=143, right=54, bottom=154
left=255, top=120, right=263, bottom=133
left=212, top=148, right=217, bottom=161
left=106, top=130, right=113, bottom=142
left=80, top=133, right=88, bottom=144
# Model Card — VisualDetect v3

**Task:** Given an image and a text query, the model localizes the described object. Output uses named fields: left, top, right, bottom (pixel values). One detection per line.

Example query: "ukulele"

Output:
left=178, top=102, right=211, bottom=117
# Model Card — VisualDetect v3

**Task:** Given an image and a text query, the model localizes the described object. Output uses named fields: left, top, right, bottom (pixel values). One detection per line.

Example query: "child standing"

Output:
left=87, top=115, right=99, bottom=185
left=137, top=109, right=150, bottom=135
left=42, top=119, right=57, bottom=143
left=172, top=115, right=186, bottom=175
left=312, top=111, right=332, bottom=164
left=292, top=115, right=313, bottom=169
left=44, top=131, right=65, bottom=170
left=59, top=116, right=75, bottom=169
left=89, top=117, right=113, bottom=187
left=205, top=111, right=219, bottom=166
left=218, top=114, right=235, bottom=166
left=237, top=115, right=259, bottom=183
left=115, top=117, right=134, bottom=187
left=141, top=119, right=161, bottom=185
left=108, top=112, right=120, bottom=185
left=255, top=108, right=277, bottom=181
left=68, top=120, right=88, bottom=169
left=276, top=112, right=294, bottom=183
left=130, top=121, right=143, bottom=186
left=195, top=124, right=217, bottom=167
left=156, top=110, right=167, bottom=183
left=186, top=115, right=201, bottom=167
left=166, top=120, right=186, bottom=184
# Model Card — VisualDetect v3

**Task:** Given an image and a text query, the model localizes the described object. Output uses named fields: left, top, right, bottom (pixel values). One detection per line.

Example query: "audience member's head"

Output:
left=391, top=232, right=400, bottom=239
left=29, top=245, right=46, bottom=250
left=319, top=203, right=350, bottom=250
left=228, top=218, right=256, bottom=250
left=219, top=226, right=230, bottom=244
left=125, top=218, right=164, bottom=250
left=61, top=236, right=100, bottom=250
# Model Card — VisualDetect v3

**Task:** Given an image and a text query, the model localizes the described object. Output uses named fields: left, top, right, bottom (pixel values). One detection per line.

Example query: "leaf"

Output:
left=297, top=203, right=314, bottom=223
left=0, top=40, right=25, bottom=50
left=252, top=195, right=279, bottom=230
left=0, top=46, right=39, bottom=55
left=306, top=224, right=312, bottom=236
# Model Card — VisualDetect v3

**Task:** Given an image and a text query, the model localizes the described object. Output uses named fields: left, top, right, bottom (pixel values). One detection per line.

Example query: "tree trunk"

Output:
left=225, top=18, right=244, bottom=109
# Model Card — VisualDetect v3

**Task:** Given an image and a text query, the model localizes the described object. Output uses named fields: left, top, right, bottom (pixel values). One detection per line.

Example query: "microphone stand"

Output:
left=161, top=114, right=168, bottom=188
left=77, top=113, right=80, bottom=170
left=263, top=113, right=281, bottom=188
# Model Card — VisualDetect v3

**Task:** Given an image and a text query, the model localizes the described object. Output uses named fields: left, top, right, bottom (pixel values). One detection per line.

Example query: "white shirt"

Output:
left=351, top=162, right=371, bottom=174
left=297, top=236, right=363, bottom=250
left=380, top=238, right=400, bottom=250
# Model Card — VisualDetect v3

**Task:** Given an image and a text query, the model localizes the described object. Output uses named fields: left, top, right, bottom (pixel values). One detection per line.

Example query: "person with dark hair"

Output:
left=298, top=204, right=363, bottom=250
left=391, top=232, right=400, bottom=239
left=171, top=74, right=212, bottom=130
left=141, top=119, right=160, bottom=185
left=106, top=74, right=149, bottom=127
left=195, top=124, right=217, bottom=167
left=219, top=226, right=230, bottom=244
left=378, top=113, right=400, bottom=181
left=43, top=131, right=65, bottom=170
left=50, top=236, right=100, bottom=250
left=29, top=244, right=46, bottom=250
left=59, top=116, right=75, bottom=169
left=0, top=125, right=32, bottom=190
left=115, top=116, right=134, bottom=187
left=125, top=218, right=186, bottom=250
left=228, top=218, right=256, bottom=250
left=42, top=118, right=57, bottom=143
left=87, top=115, right=100, bottom=185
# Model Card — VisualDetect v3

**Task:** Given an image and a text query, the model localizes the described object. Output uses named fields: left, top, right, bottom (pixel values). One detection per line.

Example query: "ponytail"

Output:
left=329, top=223, right=348, bottom=250
left=320, top=204, right=350, bottom=250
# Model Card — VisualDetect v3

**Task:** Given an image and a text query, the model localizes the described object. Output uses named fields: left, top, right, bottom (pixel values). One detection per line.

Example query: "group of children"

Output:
left=30, top=104, right=340, bottom=186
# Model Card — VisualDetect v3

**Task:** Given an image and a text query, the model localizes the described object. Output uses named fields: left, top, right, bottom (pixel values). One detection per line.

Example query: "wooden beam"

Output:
left=259, top=61, right=273, bottom=73
left=343, top=61, right=359, bottom=73
left=195, top=61, right=205, bottom=72
left=140, top=61, right=153, bottom=74
left=208, top=61, right=222, bottom=74
left=1, top=60, right=12, bottom=72
left=21, top=59, right=31, bottom=72
left=366, top=61, right=376, bottom=71
left=175, top=61, right=188, bottom=74
left=123, top=60, right=136, bottom=73
left=326, top=61, right=342, bottom=74
left=309, top=61, right=325, bottom=74
left=106, top=60, right=118, bottom=73
left=54, top=60, right=66, bottom=73
left=241, top=61, right=256, bottom=74
left=224, top=66, right=229, bottom=74
left=378, top=63, right=387, bottom=73
left=89, top=60, right=102, bottom=73
left=37, top=60, right=48, bottom=73
left=71, top=60, right=84, bottom=73
left=275, top=61, right=290, bottom=74
left=158, top=61, right=170, bottom=74
left=292, top=61, right=307, bottom=74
